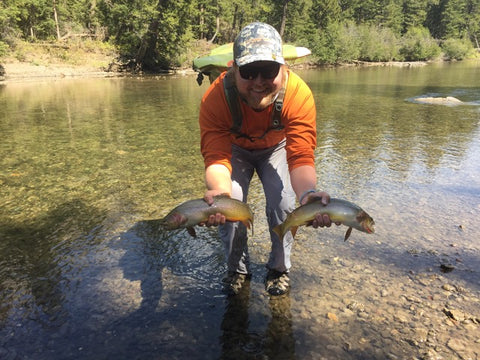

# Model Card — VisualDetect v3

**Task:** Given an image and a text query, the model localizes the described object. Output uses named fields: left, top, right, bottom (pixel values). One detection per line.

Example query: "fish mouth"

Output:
left=362, top=220, right=375, bottom=234
left=366, top=223, right=375, bottom=234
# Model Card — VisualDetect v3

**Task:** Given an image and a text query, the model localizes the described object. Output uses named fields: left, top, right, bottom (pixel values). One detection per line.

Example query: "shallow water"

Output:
left=0, top=61, right=479, bottom=359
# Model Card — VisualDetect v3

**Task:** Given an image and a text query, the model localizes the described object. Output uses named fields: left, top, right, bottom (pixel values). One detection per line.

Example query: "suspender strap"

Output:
left=223, top=70, right=244, bottom=136
left=272, top=87, right=285, bottom=129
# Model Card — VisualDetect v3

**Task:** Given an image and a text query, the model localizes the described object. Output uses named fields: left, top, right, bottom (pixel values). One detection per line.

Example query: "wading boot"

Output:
left=222, top=271, right=251, bottom=296
left=265, top=269, right=290, bottom=296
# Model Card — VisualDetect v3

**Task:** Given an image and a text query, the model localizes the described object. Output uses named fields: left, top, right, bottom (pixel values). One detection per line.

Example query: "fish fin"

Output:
left=213, top=194, right=230, bottom=200
left=273, top=224, right=283, bottom=239
left=242, top=220, right=254, bottom=236
left=187, top=227, right=197, bottom=237
left=344, top=227, right=352, bottom=241
left=290, top=226, right=298, bottom=238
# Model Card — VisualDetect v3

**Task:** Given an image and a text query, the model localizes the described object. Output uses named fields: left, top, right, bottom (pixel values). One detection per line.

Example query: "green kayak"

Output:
left=193, top=43, right=311, bottom=84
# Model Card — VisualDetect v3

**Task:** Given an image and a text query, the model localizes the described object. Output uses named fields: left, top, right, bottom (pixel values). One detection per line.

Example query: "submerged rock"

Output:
left=415, top=96, right=463, bottom=105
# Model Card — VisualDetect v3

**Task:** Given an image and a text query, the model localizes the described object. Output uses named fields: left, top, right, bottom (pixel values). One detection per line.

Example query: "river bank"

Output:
left=0, top=57, right=430, bottom=84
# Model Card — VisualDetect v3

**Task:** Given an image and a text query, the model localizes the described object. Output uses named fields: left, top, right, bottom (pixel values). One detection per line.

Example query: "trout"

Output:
left=273, top=198, right=375, bottom=241
left=160, top=195, right=254, bottom=237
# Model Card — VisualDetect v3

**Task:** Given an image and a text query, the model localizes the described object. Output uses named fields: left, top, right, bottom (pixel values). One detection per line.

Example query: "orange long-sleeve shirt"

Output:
left=199, top=69, right=316, bottom=173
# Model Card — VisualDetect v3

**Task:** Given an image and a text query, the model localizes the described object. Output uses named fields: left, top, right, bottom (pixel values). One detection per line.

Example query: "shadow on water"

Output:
left=1, top=210, right=477, bottom=359
left=98, top=220, right=298, bottom=360
left=95, top=220, right=223, bottom=359
left=0, top=199, right=106, bottom=328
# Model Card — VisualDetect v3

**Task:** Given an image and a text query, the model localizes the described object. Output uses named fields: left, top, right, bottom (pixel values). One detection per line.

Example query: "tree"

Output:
left=1, top=0, right=478, bottom=68
left=402, top=0, right=429, bottom=32
left=311, top=0, right=342, bottom=29
left=442, top=0, right=480, bottom=45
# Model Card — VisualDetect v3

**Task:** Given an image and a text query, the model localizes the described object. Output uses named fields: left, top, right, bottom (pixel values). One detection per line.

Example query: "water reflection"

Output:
left=264, top=295, right=295, bottom=359
left=220, top=287, right=295, bottom=360
left=0, top=62, right=479, bottom=359
left=0, top=200, right=105, bottom=327
left=220, top=282, right=254, bottom=359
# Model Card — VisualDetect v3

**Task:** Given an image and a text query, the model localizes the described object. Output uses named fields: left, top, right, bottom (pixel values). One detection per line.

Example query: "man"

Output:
left=199, top=22, right=334, bottom=296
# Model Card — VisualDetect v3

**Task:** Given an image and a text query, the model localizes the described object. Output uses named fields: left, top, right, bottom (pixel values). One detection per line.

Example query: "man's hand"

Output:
left=302, top=191, right=341, bottom=228
left=201, top=190, right=228, bottom=226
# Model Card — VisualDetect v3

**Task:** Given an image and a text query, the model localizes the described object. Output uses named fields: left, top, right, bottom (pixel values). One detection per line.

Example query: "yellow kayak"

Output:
left=193, top=43, right=311, bottom=84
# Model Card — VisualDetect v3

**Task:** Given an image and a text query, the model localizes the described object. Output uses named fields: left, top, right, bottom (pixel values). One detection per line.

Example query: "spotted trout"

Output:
left=273, top=198, right=375, bottom=241
left=160, top=195, right=254, bottom=237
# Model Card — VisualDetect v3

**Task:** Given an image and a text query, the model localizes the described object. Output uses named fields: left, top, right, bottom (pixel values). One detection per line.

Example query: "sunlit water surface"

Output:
left=1, top=61, right=479, bottom=360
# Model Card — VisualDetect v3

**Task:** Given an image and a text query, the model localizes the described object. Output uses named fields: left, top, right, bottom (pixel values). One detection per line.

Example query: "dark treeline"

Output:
left=1, top=0, right=479, bottom=71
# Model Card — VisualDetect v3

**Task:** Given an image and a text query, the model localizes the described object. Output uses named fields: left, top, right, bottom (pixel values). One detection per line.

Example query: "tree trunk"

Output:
left=53, top=0, right=61, bottom=40
left=208, top=16, right=220, bottom=43
left=231, top=4, right=239, bottom=42
left=279, top=0, right=289, bottom=37
left=199, top=4, right=205, bottom=40
left=135, top=0, right=165, bottom=71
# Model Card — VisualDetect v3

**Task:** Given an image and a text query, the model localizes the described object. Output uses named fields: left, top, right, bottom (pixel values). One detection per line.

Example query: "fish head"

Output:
left=357, top=211, right=375, bottom=234
left=160, top=212, right=188, bottom=230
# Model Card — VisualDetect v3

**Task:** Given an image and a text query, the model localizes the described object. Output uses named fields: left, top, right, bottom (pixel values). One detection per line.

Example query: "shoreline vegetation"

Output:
left=1, top=0, right=479, bottom=83
left=0, top=62, right=433, bottom=85
left=0, top=58, right=432, bottom=83
left=0, top=39, right=477, bottom=83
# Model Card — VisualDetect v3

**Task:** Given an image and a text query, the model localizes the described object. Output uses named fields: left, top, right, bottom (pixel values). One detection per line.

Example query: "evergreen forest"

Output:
left=1, top=0, right=479, bottom=71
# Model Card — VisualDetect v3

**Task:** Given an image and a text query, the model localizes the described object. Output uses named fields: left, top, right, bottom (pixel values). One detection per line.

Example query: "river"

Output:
left=0, top=61, right=479, bottom=359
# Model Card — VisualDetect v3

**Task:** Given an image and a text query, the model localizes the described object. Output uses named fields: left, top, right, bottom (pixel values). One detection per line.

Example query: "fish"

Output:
left=273, top=198, right=375, bottom=241
left=159, top=195, right=254, bottom=237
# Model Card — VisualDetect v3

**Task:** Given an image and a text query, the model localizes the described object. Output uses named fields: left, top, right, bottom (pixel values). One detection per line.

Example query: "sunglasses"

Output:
left=238, top=63, right=281, bottom=80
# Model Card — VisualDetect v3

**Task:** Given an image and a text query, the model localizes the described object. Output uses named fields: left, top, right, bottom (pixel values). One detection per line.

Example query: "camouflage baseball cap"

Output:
left=233, top=22, right=284, bottom=67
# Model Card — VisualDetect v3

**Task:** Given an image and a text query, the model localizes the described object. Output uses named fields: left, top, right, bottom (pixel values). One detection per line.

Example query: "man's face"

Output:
left=234, top=61, right=285, bottom=111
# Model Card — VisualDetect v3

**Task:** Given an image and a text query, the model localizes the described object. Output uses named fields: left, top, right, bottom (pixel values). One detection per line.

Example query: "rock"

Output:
left=393, top=313, right=408, bottom=324
left=440, top=264, right=455, bottom=273
left=443, top=308, right=465, bottom=321
left=446, top=337, right=466, bottom=352
left=415, top=96, right=464, bottom=106
left=421, top=349, right=441, bottom=360
left=414, top=327, right=429, bottom=343
left=346, top=301, right=365, bottom=312
left=327, top=312, right=339, bottom=322
left=441, top=284, right=457, bottom=292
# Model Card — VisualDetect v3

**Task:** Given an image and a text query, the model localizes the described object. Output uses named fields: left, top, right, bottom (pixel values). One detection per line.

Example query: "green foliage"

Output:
left=0, top=40, right=9, bottom=58
left=441, top=37, right=475, bottom=60
left=1, top=0, right=479, bottom=68
left=309, top=22, right=401, bottom=63
left=357, top=24, right=400, bottom=61
left=335, top=21, right=361, bottom=62
left=399, top=26, right=441, bottom=61
left=310, top=22, right=341, bottom=64
left=402, top=0, right=429, bottom=30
